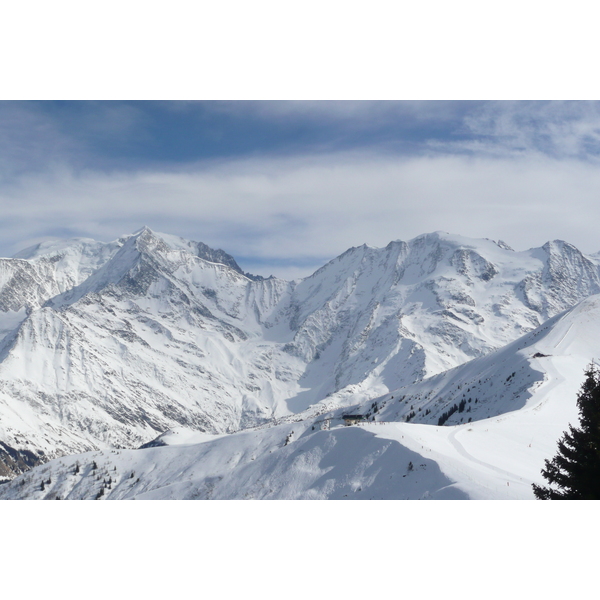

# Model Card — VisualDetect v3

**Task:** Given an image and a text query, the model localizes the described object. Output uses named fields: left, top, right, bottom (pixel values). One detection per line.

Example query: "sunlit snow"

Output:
left=1, top=228, right=599, bottom=498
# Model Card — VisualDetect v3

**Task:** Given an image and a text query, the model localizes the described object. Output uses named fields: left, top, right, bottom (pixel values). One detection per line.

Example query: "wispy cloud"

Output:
left=3, top=148, right=600, bottom=278
left=204, top=100, right=475, bottom=127
left=456, top=101, right=600, bottom=159
left=3, top=101, right=600, bottom=279
left=0, top=103, right=80, bottom=178
left=0, top=101, right=150, bottom=178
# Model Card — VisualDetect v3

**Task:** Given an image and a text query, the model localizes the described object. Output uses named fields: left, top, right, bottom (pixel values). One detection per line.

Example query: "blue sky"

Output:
left=3, top=100, right=600, bottom=278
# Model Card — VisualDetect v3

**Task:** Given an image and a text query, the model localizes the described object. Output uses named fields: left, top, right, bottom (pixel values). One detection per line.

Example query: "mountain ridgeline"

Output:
left=1, top=228, right=599, bottom=479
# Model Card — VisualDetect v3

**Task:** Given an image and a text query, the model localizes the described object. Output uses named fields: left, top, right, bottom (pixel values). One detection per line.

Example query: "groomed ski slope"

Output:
left=363, top=296, right=597, bottom=499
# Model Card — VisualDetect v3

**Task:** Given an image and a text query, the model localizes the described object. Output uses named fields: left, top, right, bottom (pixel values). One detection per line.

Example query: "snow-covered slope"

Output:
left=4, top=293, right=598, bottom=499
left=0, top=228, right=300, bottom=477
left=272, top=232, right=600, bottom=410
left=0, top=421, right=467, bottom=500
left=1, top=228, right=599, bottom=482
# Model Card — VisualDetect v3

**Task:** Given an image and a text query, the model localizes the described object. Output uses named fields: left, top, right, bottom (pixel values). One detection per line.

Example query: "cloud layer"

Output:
left=3, top=150, right=600, bottom=279
left=2, top=101, right=600, bottom=279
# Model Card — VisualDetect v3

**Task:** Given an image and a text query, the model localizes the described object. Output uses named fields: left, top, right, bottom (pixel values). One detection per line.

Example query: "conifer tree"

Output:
left=533, top=363, right=600, bottom=499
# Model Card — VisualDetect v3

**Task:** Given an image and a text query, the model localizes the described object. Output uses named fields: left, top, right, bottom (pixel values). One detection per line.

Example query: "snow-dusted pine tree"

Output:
left=533, top=364, right=600, bottom=499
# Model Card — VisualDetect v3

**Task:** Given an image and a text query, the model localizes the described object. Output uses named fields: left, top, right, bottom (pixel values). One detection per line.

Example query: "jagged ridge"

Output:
left=1, top=228, right=599, bottom=479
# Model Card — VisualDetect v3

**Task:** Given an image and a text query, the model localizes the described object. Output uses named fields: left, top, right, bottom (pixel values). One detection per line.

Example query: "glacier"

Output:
left=1, top=227, right=600, bottom=498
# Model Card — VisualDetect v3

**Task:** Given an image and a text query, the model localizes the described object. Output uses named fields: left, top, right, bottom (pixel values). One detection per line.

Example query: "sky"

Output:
left=2, top=100, right=600, bottom=278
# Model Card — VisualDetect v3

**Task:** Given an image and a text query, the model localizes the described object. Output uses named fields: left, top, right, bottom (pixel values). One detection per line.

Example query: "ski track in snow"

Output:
left=553, top=321, right=573, bottom=349
left=447, top=428, right=516, bottom=480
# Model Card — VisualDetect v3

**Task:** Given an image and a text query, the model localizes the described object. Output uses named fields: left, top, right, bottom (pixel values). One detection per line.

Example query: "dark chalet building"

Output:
left=342, top=414, right=364, bottom=426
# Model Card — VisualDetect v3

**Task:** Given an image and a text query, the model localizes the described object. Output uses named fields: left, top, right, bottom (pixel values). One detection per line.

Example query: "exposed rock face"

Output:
left=1, top=228, right=599, bottom=478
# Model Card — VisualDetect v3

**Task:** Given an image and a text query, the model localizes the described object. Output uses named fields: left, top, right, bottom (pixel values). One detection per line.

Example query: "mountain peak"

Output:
left=2, top=227, right=600, bottom=494
left=407, top=231, right=500, bottom=249
left=131, top=225, right=154, bottom=236
left=125, top=228, right=266, bottom=279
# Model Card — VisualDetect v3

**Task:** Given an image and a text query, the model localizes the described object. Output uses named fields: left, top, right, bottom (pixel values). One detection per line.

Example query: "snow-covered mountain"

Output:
left=1, top=227, right=599, bottom=488
left=4, top=291, right=599, bottom=500
left=0, top=227, right=297, bottom=478
left=272, top=232, right=600, bottom=410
